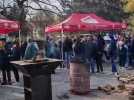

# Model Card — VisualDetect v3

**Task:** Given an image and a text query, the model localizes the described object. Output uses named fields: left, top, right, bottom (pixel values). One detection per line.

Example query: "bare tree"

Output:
left=0, top=0, right=65, bottom=21
left=0, top=0, right=65, bottom=36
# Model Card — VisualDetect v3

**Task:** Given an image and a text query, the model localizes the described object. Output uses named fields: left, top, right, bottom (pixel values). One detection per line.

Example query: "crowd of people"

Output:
left=0, top=32, right=134, bottom=85
left=45, top=33, right=134, bottom=74
left=0, top=38, right=44, bottom=85
left=0, top=39, right=27, bottom=85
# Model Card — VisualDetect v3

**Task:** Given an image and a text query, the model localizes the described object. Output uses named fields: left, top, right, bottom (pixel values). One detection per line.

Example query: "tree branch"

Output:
left=33, top=0, right=63, bottom=15
left=24, top=5, right=62, bottom=17
left=0, top=6, right=13, bottom=10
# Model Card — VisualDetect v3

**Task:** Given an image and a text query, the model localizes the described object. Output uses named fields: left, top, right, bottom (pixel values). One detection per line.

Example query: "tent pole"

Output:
left=19, top=29, right=21, bottom=46
left=61, top=24, right=64, bottom=68
left=18, top=29, right=22, bottom=60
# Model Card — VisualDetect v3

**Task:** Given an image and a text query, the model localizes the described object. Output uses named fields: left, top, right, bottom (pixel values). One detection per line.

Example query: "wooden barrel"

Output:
left=70, top=62, right=90, bottom=95
left=129, top=94, right=134, bottom=100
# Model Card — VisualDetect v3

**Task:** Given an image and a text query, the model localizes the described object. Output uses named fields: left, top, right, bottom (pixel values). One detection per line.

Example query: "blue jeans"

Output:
left=86, top=59, right=95, bottom=73
left=64, top=52, right=72, bottom=68
left=111, top=56, right=117, bottom=72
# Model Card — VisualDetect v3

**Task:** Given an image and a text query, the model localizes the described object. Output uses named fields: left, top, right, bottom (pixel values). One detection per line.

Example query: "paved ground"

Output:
left=0, top=63, right=133, bottom=100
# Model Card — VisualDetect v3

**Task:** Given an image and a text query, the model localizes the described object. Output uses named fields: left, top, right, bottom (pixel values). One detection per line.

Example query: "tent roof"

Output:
left=0, top=19, right=19, bottom=34
left=45, top=13, right=127, bottom=33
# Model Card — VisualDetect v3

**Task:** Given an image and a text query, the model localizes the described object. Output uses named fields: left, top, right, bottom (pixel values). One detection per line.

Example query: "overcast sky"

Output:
left=0, top=0, right=62, bottom=12
left=0, top=0, right=62, bottom=18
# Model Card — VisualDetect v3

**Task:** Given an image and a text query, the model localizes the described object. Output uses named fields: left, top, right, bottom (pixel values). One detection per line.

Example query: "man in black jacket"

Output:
left=11, top=42, right=20, bottom=82
left=95, top=35, right=105, bottom=72
left=84, top=35, right=97, bottom=73
left=63, top=36, right=73, bottom=68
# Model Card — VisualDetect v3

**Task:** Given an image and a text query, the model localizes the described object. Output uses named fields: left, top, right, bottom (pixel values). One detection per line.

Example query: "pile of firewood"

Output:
left=98, top=84, right=127, bottom=95
left=118, top=73, right=134, bottom=84
left=128, top=89, right=134, bottom=100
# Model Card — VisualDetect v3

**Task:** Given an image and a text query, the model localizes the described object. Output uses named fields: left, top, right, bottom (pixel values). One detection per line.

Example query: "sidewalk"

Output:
left=0, top=64, right=133, bottom=100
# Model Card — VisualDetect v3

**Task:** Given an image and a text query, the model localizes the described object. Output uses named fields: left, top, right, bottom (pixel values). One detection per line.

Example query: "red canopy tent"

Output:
left=45, top=13, right=127, bottom=33
left=0, top=19, right=20, bottom=34
left=45, top=13, right=127, bottom=61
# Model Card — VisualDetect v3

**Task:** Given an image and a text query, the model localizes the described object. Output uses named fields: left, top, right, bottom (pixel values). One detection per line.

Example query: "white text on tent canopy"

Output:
left=81, top=16, right=98, bottom=24
left=10, top=23, right=19, bottom=29
left=3, top=22, right=19, bottom=29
